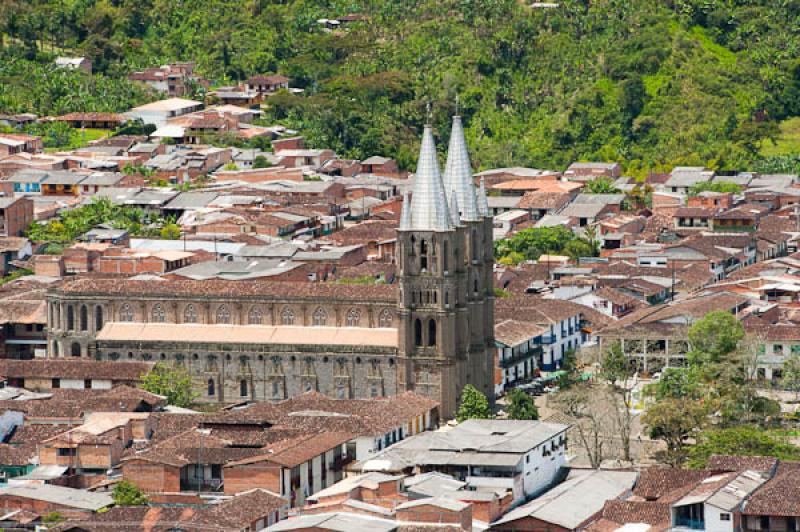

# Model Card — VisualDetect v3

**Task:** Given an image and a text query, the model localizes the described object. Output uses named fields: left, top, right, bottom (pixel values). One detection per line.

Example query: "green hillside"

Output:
left=3, top=0, right=800, bottom=175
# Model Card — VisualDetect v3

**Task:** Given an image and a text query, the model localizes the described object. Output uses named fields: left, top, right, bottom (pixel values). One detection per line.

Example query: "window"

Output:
left=248, top=306, right=263, bottom=325
left=720, top=513, right=731, bottom=522
left=67, top=306, right=75, bottom=330
left=80, top=305, right=88, bottom=331
left=216, top=305, right=231, bottom=324
left=57, top=448, right=76, bottom=457
left=184, top=304, right=198, bottom=323
left=70, top=342, right=81, bottom=357
left=443, top=240, right=449, bottom=272
left=240, top=379, right=248, bottom=397
left=151, top=304, right=165, bottom=323
left=773, top=344, right=784, bottom=355
left=346, top=308, right=360, bottom=327
left=414, top=319, right=422, bottom=346
left=312, top=307, right=327, bottom=326
left=428, top=319, right=437, bottom=347
left=272, top=380, right=281, bottom=398
left=51, top=378, right=60, bottom=388
left=420, top=239, right=428, bottom=271
left=379, top=309, right=393, bottom=328
left=281, top=307, right=295, bottom=325
left=119, top=303, right=134, bottom=322
left=370, top=382, right=379, bottom=398
left=95, top=306, right=103, bottom=331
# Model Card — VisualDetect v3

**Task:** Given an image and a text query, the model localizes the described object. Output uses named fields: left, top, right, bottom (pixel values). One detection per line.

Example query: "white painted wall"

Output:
left=705, top=503, right=735, bottom=532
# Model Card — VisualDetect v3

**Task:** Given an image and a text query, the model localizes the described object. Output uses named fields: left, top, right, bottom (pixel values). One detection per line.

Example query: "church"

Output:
left=45, top=116, right=495, bottom=419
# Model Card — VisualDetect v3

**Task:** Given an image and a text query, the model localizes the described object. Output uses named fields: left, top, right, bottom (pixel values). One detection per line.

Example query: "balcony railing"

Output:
left=535, top=334, right=557, bottom=345
left=180, top=478, right=223, bottom=492
left=674, top=518, right=705, bottom=530
left=501, top=347, right=543, bottom=368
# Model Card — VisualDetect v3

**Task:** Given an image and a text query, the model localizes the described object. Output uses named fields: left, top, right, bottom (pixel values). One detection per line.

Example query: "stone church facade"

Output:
left=45, top=116, right=495, bottom=418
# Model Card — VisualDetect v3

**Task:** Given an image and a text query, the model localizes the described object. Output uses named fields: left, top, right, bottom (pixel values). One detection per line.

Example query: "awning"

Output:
left=15, top=465, right=67, bottom=481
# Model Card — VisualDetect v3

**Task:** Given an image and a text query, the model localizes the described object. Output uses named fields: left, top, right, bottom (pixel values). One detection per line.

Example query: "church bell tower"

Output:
left=397, top=116, right=494, bottom=419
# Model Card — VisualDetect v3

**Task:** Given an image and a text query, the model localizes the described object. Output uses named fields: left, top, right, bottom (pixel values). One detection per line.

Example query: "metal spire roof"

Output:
left=477, top=176, right=490, bottom=217
left=399, top=191, right=411, bottom=230
left=443, top=116, right=480, bottom=222
left=407, top=124, right=453, bottom=231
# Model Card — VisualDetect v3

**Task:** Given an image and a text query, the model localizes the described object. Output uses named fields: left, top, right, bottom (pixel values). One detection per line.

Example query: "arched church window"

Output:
left=184, top=304, right=198, bottom=323
left=312, top=307, right=327, bottom=326
left=80, top=305, right=88, bottom=331
left=71, top=342, right=81, bottom=357
left=216, top=305, right=230, bottom=324
left=346, top=308, right=360, bottom=327
left=95, top=306, right=103, bottom=331
left=67, top=306, right=75, bottom=330
left=248, top=306, right=263, bottom=325
left=281, top=307, right=295, bottom=325
left=240, top=379, right=248, bottom=397
left=119, top=303, right=134, bottom=322
left=151, top=304, right=165, bottom=323
left=414, top=319, right=422, bottom=346
left=428, top=319, right=437, bottom=347
left=207, top=379, right=215, bottom=396
left=420, top=239, right=428, bottom=271
left=472, top=228, right=478, bottom=261
left=379, top=309, right=393, bottom=328
left=443, top=240, right=449, bottom=272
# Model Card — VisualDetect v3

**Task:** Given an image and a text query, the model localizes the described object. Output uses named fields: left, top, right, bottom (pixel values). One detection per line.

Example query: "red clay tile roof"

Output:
left=742, top=461, right=800, bottom=516
left=706, top=454, right=778, bottom=473
left=0, top=359, right=154, bottom=381
left=633, top=468, right=720, bottom=501
left=55, top=506, right=198, bottom=532
left=190, top=488, right=287, bottom=529
left=56, top=278, right=397, bottom=302
left=55, top=112, right=126, bottom=122
left=327, top=220, right=398, bottom=246
left=0, top=443, right=36, bottom=466
left=518, top=191, right=573, bottom=211
left=601, top=500, right=671, bottom=527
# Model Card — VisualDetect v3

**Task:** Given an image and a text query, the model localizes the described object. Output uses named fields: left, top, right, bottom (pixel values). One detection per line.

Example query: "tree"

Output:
left=687, top=311, right=744, bottom=365
left=495, top=226, right=577, bottom=262
left=646, top=367, right=703, bottom=401
left=599, top=341, right=636, bottom=462
left=456, top=384, right=492, bottom=422
left=687, top=180, right=741, bottom=197
left=253, top=155, right=271, bottom=169
left=583, top=177, right=621, bottom=194
left=507, top=388, right=538, bottom=420
left=113, top=480, right=149, bottom=506
left=782, top=353, right=800, bottom=402
left=552, top=386, right=610, bottom=468
left=642, top=397, right=708, bottom=466
left=140, top=363, right=197, bottom=408
left=687, top=426, right=800, bottom=468
left=564, top=239, right=594, bottom=264
left=159, top=223, right=181, bottom=240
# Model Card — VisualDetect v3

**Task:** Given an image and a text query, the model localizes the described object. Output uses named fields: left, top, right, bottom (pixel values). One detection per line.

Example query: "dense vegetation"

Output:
left=27, top=197, right=181, bottom=250
left=3, top=1, right=800, bottom=174
left=495, top=225, right=599, bottom=264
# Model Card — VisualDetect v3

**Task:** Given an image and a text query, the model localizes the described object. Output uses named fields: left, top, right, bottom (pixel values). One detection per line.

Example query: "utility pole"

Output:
left=671, top=259, right=676, bottom=302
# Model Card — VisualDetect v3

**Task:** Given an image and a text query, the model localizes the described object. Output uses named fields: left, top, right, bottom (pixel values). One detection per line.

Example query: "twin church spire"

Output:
left=400, top=115, right=490, bottom=231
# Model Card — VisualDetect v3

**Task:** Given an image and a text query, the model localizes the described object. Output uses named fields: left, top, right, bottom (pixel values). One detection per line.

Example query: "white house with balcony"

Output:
left=354, top=419, right=570, bottom=502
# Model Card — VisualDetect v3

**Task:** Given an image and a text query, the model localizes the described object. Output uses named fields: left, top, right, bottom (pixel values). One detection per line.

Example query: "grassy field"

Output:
left=761, top=117, right=800, bottom=157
